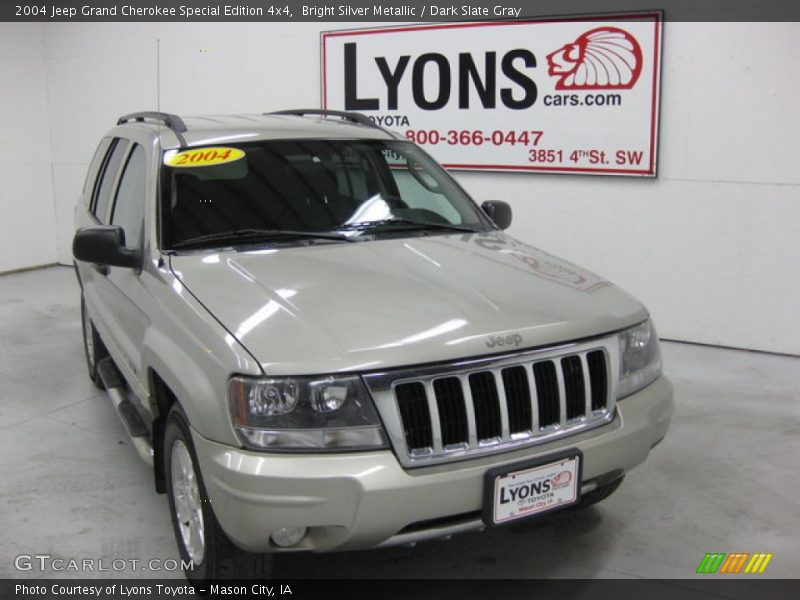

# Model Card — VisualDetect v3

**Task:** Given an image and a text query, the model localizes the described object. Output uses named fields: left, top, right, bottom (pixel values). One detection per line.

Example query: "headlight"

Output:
left=617, top=319, right=662, bottom=399
left=228, top=375, right=388, bottom=451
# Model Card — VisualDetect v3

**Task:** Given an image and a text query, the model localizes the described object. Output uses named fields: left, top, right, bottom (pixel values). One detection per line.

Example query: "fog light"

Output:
left=270, top=526, right=307, bottom=548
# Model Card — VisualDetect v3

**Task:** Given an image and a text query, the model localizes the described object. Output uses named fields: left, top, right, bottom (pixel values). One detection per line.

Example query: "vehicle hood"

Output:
left=170, top=232, right=647, bottom=375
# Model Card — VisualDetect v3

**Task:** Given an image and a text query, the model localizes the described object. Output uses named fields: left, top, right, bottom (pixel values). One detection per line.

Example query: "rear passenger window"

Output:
left=111, top=145, right=147, bottom=247
left=82, top=137, right=112, bottom=204
left=93, top=139, right=130, bottom=223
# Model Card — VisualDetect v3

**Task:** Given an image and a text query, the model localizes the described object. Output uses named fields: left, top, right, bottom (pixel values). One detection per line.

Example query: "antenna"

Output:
left=156, top=38, right=161, bottom=112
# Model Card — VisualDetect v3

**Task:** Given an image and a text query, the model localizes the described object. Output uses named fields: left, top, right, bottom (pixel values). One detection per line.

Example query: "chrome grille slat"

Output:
left=458, top=374, right=479, bottom=448
left=366, top=335, right=618, bottom=468
left=528, top=365, right=540, bottom=433
left=492, top=370, right=511, bottom=441
left=423, top=380, right=443, bottom=454
left=554, top=359, right=568, bottom=427
left=579, top=353, right=592, bottom=418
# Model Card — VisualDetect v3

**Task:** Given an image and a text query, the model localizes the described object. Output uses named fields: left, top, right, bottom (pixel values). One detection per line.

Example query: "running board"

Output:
left=97, top=358, right=154, bottom=467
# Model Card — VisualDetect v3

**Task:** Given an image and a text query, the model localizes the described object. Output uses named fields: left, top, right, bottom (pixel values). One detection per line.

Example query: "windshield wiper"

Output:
left=171, top=228, right=354, bottom=250
left=340, top=218, right=479, bottom=234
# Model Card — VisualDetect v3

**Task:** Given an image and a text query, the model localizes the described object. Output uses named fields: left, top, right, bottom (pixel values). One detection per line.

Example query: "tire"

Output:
left=164, top=404, right=272, bottom=582
left=579, top=475, right=625, bottom=508
left=81, top=298, right=108, bottom=390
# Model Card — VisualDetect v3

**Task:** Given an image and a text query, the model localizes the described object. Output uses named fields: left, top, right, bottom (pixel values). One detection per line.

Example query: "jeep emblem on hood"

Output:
left=486, top=333, right=523, bottom=348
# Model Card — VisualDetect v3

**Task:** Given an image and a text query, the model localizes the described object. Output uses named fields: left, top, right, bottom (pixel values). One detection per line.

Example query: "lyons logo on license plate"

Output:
left=487, top=452, right=581, bottom=525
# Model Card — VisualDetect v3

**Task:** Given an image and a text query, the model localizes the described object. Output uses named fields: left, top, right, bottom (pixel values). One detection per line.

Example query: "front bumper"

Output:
left=193, top=375, right=673, bottom=553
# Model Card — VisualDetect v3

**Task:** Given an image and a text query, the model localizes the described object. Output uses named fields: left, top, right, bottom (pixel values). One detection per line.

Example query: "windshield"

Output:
left=160, top=139, right=490, bottom=250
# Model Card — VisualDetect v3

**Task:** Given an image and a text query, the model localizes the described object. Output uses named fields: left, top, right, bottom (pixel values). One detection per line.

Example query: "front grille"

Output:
left=561, top=355, right=586, bottom=420
left=533, top=361, right=560, bottom=427
left=587, top=350, right=608, bottom=410
left=502, top=366, right=532, bottom=434
left=366, top=337, right=617, bottom=467
left=469, top=372, right=502, bottom=441
left=395, top=381, right=432, bottom=452
left=433, top=377, right=468, bottom=448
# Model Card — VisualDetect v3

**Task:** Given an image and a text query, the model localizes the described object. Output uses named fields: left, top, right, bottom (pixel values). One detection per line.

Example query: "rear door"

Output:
left=102, top=142, right=153, bottom=403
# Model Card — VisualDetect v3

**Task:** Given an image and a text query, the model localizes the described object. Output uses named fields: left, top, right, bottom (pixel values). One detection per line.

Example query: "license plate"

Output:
left=484, top=450, right=582, bottom=525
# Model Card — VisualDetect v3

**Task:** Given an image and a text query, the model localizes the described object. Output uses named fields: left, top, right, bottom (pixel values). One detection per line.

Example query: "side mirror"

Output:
left=481, top=200, right=513, bottom=230
left=73, top=226, right=141, bottom=270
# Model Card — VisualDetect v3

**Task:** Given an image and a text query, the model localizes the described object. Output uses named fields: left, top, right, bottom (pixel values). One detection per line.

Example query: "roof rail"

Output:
left=267, top=109, right=390, bottom=133
left=117, top=111, right=188, bottom=145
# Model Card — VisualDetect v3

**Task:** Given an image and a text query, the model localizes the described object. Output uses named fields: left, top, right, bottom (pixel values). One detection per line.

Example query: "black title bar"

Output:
left=4, top=0, right=800, bottom=22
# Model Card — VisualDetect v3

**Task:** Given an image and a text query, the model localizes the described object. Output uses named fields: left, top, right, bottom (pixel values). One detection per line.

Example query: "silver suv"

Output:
left=73, top=109, right=673, bottom=581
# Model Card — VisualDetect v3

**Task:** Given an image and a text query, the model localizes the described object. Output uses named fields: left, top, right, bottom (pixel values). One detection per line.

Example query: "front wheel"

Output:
left=164, top=404, right=271, bottom=582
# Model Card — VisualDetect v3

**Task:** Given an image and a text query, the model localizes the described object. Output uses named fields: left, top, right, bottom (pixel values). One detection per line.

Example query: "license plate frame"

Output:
left=482, top=449, right=583, bottom=526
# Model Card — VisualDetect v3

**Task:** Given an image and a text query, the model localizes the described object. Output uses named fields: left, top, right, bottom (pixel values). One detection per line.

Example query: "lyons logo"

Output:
left=546, top=27, right=643, bottom=90
left=551, top=470, right=572, bottom=489
left=696, top=552, right=773, bottom=574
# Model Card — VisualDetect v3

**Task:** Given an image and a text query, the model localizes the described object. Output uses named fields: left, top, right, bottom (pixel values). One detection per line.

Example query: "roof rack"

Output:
left=267, top=109, right=390, bottom=133
left=117, top=111, right=187, bottom=145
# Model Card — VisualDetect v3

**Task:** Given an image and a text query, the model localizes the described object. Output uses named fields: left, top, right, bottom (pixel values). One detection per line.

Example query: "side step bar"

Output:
left=97, top=358, right=154, bottom=467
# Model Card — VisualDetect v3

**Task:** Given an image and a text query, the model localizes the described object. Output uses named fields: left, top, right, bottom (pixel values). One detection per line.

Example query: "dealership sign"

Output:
left=322, top=13, right=662, bottom=176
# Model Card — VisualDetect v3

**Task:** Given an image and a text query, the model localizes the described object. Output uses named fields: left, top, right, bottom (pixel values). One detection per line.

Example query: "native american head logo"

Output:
left=551, top=471, right=573, bottom=488
left=546, top=27, right=643, bottom=90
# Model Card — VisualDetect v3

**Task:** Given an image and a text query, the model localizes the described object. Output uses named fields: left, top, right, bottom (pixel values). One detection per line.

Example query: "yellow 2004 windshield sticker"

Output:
left=165, top=147, right=245, bottom=167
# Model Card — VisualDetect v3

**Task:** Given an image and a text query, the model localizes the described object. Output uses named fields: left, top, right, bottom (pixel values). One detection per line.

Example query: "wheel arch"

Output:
left=149, top=368, right=178, bottom=493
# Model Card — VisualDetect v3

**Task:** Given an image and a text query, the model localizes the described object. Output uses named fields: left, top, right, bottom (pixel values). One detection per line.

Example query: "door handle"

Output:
left=93, top=263, right=109, bottom=276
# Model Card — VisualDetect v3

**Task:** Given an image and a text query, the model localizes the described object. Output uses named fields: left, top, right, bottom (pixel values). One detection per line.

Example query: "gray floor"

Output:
left=1, top=266, right=798, bottom=579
